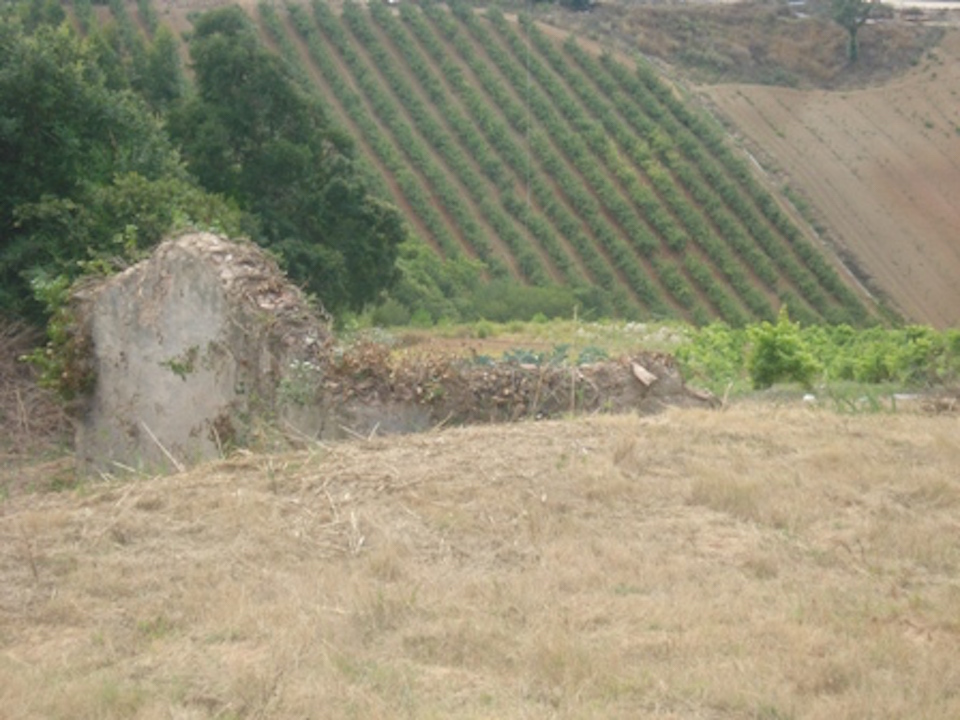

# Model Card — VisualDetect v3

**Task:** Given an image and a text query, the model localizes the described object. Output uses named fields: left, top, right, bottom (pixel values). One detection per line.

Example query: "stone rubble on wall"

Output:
left=74, top=232, right=715, bottom=473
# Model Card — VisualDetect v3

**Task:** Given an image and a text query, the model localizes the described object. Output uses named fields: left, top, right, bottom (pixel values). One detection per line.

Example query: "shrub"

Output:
left=371, top=298, right=412, bottom=327
left=469, top=280, right=579, bottom=323
left=410, top=308, right=434, bottom=328
left=747, top=308, right=821, bottom=389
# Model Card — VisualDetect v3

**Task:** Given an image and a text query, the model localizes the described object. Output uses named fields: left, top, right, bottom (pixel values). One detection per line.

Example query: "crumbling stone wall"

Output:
left=313, top=340, right=715, bottom=437
left=75, top=233, right=330, bottom=472
left=74, top=232, right=715, bottom=473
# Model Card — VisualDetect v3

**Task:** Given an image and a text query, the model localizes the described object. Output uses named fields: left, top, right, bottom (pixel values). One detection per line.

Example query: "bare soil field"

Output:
left=700, top=28, right=960, bottom=327
left=3, top=405, right=960, bottom=718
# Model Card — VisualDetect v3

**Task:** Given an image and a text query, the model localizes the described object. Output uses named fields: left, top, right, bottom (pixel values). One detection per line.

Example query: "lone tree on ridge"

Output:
left=831, top=0, right=874, bottom=63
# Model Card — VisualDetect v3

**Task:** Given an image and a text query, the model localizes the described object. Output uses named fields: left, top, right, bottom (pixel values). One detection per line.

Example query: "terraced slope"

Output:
left=101, top=0, right=881, bottom=325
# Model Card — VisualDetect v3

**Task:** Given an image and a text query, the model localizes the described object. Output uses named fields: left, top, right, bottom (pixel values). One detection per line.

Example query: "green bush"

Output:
left=371, top=297, right=411, bottom=327
left=675, top=322, right=747, bottom=388
left=747, top=308, right=821, bottom=389
left=409, top=308, right=434, bottom=328
left=469, top=280, right=579, bottom=323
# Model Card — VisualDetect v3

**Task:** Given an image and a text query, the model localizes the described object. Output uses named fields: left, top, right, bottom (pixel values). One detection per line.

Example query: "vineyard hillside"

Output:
left=86, top=0, right=880, bottom=327
left=536, top=0, right=960, bottom=328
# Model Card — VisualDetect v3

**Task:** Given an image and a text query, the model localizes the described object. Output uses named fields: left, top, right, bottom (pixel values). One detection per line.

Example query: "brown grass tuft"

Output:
left=0, top=319, right=72, bottom=496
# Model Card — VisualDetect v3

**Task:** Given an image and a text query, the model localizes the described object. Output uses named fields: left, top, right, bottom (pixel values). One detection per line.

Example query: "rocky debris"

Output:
left=290, top=339, right=718, bottom=442
left=921, top=391, right=960, bottom=413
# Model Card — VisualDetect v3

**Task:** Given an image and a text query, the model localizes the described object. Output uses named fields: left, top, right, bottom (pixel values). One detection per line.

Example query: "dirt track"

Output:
left=701, top=28, right=960, bottom=327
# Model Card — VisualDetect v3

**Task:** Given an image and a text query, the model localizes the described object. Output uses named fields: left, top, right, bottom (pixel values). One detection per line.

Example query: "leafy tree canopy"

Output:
left=0, top=12, right=233, bottom=322
left=169, top=6, right=406, bottom=314
left=1, top=2, right=404, bottom=324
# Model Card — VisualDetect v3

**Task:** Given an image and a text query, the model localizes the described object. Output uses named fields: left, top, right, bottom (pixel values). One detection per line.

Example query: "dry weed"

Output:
left=0, top=320, right=72, bottom=496
left=2, top=404, right=960, bottom=718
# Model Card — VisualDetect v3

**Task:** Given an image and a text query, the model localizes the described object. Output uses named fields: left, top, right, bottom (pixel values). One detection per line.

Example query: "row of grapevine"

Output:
left=512, top=17, right=776, bottom=322
left=367, top=1, right=584, bottom=289
left=106, top=0, right=146, bottom=51
left=310, top=0, right=516, bottom=277
left=593, top=50, right=869, bottom=324
left=73, top=0, right=95, bottom=33
left=153, top=0, right=878, bottom=325
left=436, top=4, right=690, bottom=317
left=490, top=11, right=766, bottom=326
left=418, top=4, right=645, bottom=316
left=598, top=53, right=832, bottom=317
left=83, top=0, right=876, bottom=326
left=135, top=0, right=158, bottom=37
left=339, top=0, right=552, bottom=285
left=284, top=2, right=470, bottom=268
left=258, top=4, right=320, bottom=94
left=476, top=12, right=746, bottom=324
left=102, top=0, right=139, bottom=51
left=629, top=57, right=870, bottom=319
left=400, top=5, right=605, bottom=289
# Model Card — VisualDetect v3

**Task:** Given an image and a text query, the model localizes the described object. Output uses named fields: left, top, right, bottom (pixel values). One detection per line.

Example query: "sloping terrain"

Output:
left=92, top=0, right=880, bottom=326
left=537, top=0, right=960, bottom=327
left=3, top=405, right=960, bottom=718
left=701, top=29, right=960, bottom=327
left=72, top=0, right=960, bottom=328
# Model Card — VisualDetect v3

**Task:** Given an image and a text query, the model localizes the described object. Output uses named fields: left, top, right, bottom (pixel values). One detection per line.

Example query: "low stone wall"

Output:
left=74, top=233, right=714, bottom=472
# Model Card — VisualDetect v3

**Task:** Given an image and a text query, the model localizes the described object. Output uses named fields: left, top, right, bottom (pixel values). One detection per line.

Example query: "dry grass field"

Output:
left=3, top=404, right=960, bottom=718
left=5, top=3, right=960, bottom=717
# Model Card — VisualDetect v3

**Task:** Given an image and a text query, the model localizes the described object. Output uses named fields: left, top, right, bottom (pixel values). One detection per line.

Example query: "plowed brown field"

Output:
left=701, top=28, right=960, bottom=327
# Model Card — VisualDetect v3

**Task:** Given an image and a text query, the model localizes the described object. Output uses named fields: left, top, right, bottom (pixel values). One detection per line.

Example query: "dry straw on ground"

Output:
left=2, top=403, right=960, bottom=718
left=0, top=320, right=71, bottom=494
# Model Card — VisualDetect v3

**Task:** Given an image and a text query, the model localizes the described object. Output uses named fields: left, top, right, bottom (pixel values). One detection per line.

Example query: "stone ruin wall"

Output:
left=74, top=233, right=329, bottom=471
left=74, top=233, right=714, bottom=472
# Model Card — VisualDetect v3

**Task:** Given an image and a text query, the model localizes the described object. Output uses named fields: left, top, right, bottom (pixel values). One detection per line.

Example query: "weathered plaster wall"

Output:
left=75, top=233, right=328, bottom=472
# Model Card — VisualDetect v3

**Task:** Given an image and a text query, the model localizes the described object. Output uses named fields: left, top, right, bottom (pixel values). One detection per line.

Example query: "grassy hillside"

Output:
left=88, top=0, right=880, bottom=326
left=4, top=405, right=960, bottom=717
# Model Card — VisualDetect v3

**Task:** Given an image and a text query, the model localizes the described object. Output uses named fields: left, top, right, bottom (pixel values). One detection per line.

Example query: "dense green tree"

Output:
left=0, top=15, right=238, bottom=322
left=17, top=0, right=64, bottom=32
left=86, top=22, right=131, bottom=91
left=134, top=25, right=185, bottom=111
left=169, top=6, right=405, bottom=313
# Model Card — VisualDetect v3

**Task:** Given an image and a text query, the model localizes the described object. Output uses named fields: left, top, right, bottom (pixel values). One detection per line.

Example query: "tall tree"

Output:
left=133, top=25, right=186, bottom=112
left=169, top=6, right=405, bottom=314
left=0, top=13, right=239, bottom=322
left=831, top=0, right=873, bottom=63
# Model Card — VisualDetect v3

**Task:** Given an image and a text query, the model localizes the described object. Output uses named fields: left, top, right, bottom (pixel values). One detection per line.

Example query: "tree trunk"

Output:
left=847, top=27, right=859, bottom=63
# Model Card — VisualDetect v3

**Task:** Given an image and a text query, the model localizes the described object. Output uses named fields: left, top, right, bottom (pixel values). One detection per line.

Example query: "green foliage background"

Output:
left=0, top=0, right=924, bottom=342
left=677, top=317, right=960, bottom=392
left=0, top=0, right=406, bottom=324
